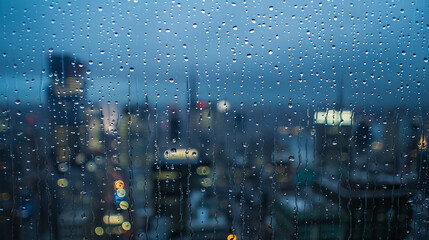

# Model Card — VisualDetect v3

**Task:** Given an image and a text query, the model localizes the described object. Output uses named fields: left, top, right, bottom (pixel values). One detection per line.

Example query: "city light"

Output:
left=418, top=135, right=427, bottom=150
left=196, top=166, right=211, bottom=175
left=314, top=110, right=353, bottom=126
left=227, top=234, right=237, bottom=240
left=102, top=214, right=124, bottom=225
left=57, top=178, right=69, bottom=188
left=94, top=227, right=104, bottom=236
left=1, top=1, right=427, bottom=239
left=164, top=148, right=199, bottom=160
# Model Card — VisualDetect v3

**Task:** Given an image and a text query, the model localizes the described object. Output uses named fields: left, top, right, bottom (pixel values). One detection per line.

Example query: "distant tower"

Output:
left=336, top=76, right=344, bottom=110
left=187, top=68, right=198, bottom=110
left=169, top=105, right=180, bottom=143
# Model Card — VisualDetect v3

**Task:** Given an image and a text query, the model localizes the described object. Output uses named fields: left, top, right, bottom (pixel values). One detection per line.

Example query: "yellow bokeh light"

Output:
left=103, top=214, right=124, bottom=225
left=122, top=221, right=131, bottom=231
left=57, top=178, right=69, bottom=188
left=119, top=201, right=129, bottom=210
left=197, top=166, right=210, bottom=175
left=94, top=227, right=104, bottom=236
left=116, top=189, right=126, bottom=198
left=1, top=192, right=11, bottom=201
left=371, top=142, right=384, bottom=151
left=201, top=177, right=212, bottom=187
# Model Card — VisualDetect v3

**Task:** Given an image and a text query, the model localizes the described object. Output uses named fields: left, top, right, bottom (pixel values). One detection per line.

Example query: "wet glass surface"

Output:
left=0, top=0, right=428, bottom=239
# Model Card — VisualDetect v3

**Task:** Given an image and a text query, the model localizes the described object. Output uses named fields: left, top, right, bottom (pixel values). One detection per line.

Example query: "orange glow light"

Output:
left=418, top=135, right=427, bottom=150
left=227, top=234, right=237, bottom=240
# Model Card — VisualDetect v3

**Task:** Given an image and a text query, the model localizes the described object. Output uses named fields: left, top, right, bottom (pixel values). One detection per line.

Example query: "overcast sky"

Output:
left=1, top=0, right=428, bottom=110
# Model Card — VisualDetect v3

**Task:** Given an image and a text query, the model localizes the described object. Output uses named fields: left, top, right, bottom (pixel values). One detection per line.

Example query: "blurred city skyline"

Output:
left=1, top=0, right=429, bottom=239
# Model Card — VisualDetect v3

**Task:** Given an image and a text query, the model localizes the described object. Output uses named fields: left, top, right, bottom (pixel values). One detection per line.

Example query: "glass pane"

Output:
left=1, top=0, right=428, bottom=239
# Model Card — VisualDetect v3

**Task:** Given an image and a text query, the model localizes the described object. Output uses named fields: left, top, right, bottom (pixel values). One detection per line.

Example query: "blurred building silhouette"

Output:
left=46, top=53, right=91, bottom=239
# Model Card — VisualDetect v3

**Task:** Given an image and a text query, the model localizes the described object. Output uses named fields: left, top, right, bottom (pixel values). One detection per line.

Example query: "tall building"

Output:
left=47, top=54, right=86, bottom=172
left=46, top=54, right=89, bottom=239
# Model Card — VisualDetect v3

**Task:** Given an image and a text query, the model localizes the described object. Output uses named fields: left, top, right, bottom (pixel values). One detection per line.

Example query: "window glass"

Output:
left=0, top=0, right=428, bottom=239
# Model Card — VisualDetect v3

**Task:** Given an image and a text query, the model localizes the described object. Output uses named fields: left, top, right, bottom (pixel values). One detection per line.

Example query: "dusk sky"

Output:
left=1, top=0, right=428, bottom=109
